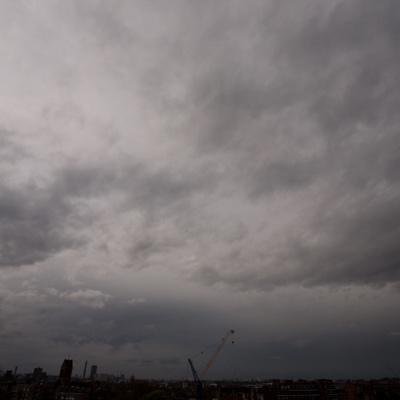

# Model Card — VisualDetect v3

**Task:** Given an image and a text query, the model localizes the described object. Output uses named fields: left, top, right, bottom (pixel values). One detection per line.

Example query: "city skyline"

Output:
left=1, top=1, right=400, bottom=381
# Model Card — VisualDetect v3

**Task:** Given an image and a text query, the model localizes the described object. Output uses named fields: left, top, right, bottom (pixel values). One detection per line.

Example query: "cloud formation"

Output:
left=0, top=0, right=399, bottom=380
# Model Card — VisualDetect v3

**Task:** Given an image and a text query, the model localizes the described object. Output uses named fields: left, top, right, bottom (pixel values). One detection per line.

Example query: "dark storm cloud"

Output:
left=230, top=330, right=400, bottom=379
left=301, top=13, right=400, bottom=137
left=0, top=129, right=83, bottom=267
left=125, top=357, right=181, bottom=366
left=0, top=129, right=28, bottom=161
left=1, top=282, right=239, bottom=376
left=15, top=297, right=152, bottom=348
left=176, top=0, right=400, bottom=290
left=2, top=1, right=399, bottom=289
left=299, top=191, right=400, bottom=286
left=272, top=1, right=400, bottom=287
left=193, top=174, right=400, bottom=290
left=0, top=182, right=80, bottom=267
left=248, top=158, right=322, bottom=196
left=54, top=157, right=215, bottom=211
left=0, top=144, right=215, bottom=268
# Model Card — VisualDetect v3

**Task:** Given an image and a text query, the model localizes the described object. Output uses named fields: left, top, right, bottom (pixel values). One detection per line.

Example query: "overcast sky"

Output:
left=1, top=0, right=400, bottom=381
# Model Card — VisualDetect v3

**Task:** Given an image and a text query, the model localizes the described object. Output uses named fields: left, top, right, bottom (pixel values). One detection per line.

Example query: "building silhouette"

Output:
left=90, top=365, right=97, bottom=380
left=32, top=367, right=42, bottom=383
left=83, top=360, right=88, bottom=379
left=59, top=359, right=73, bottom=384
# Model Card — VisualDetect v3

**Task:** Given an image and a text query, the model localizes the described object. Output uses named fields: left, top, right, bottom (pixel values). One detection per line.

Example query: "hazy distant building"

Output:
left=59, top=359, right=73, bottom=384
left=32, top=367, right=43, bottom=383
left=83, top=360, right=87, bottom=379
left=4, top=370, right=13, bottom=379
left=90, top=365, right=97, bottom=380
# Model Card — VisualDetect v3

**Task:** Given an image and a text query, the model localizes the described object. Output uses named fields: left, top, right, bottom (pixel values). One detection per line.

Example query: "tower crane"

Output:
left=188, top=358, right=203, bottom=400
left=188, top=329, right=235, bottom=400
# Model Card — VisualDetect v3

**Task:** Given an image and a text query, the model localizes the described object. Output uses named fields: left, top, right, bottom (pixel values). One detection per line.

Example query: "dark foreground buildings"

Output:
left=1, top=361, right=400, bottom=400
left=218, top=379, right=400, bottom=400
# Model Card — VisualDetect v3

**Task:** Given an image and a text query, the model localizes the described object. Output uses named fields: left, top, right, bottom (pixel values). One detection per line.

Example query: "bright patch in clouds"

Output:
left=61, top=290, right=112, bottom=309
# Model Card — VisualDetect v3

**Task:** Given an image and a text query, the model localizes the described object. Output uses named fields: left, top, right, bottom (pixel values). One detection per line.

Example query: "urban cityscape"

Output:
left=1, top=357, right=400, bottom=400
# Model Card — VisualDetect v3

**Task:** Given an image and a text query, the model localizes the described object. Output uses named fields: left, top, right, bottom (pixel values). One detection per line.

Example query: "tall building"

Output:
left=83, top=360, right=88, bottom=379
left=59, top=359, right=73, bottom=384
left=32, top=367, right=43, bottom=383
left=90, top=365, right=97, bottom=380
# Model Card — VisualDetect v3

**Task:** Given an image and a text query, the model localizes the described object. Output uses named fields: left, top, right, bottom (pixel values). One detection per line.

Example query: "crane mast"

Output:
left=188, top=358, right=203, bottom=400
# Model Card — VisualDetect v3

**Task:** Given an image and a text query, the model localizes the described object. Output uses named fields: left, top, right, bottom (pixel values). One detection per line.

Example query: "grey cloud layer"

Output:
left=170, top=0, right=400, bottom=289
left=2, top=0, right=400, bottom=290
left=1, top=0, right=400, bottom=379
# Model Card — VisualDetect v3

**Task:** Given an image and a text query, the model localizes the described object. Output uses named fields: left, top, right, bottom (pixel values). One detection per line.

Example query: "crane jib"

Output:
left=200, top=329, right=235, bottom=380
